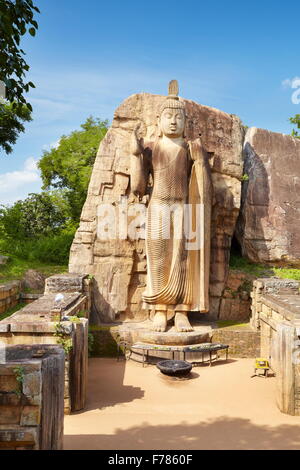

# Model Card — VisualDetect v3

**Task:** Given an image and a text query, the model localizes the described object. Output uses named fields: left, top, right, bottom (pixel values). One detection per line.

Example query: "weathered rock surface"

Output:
left=69, top=93, right=244, bottom=323
left=22, top=269, right=46, bottom=292
left=45, top=273, right=86, bottom=294
left=236, top=127, right=300, bottom=266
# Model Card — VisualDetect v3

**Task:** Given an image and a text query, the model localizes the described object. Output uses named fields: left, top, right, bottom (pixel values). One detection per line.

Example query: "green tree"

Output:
left=290, top=114, right=300, bottom=138
left=38, top=117, right=108, bottom=223
left=0, top=0, right=40, bottom=109
left=0, top=101, right=31, bottom=153
left=0, top=192, right=67, bottom=241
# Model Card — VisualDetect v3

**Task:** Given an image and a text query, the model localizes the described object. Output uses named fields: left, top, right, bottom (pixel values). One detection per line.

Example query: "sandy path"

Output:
left=64, top=357, right=300, bottom=450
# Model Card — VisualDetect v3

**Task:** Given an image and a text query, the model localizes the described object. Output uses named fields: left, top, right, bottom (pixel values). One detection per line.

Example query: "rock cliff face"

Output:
left=236, top=127, right=300, bottom=266
left=69, top=93, right=244, bottom=323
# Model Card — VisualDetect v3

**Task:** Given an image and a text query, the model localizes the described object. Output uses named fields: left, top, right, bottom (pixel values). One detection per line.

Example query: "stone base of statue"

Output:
left=117, top=320, right=212, bottom=345
left=116, top=320, right=214, bottom=364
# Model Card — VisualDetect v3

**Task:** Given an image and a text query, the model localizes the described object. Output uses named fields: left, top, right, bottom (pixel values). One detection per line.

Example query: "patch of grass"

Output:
left=217, top=320, right=250, bottom=329
left=229, top=254, right=271, bottom=277
left=273, top=267, right=300, bottom=281
left=22, top=286, right=43, bottom=294
left=0, top=302, right=26, bottom=321
left=0, top=255, right=67, bottom=285
left=229, top=254, right=300, bottom=282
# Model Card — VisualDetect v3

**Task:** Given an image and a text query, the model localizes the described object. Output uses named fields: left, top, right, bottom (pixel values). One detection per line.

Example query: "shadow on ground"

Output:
left=74, top=359, right=145, bottom=413
left=64, top=417, right=300, bottom=450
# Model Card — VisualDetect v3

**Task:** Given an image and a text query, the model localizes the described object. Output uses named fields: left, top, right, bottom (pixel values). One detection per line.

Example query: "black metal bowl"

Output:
left=157, top=360, right=193, bottom=376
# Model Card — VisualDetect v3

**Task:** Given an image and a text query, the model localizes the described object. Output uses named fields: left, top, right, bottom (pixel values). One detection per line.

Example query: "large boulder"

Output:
left=69, top=93, right=244, bottom=323
left=236, top=127, right=300, bottom=266
left=22, top=269, right=46, bottom=292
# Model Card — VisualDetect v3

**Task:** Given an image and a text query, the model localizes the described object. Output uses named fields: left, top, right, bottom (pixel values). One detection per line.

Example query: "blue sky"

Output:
left=1, top=0, right=300, bottom=204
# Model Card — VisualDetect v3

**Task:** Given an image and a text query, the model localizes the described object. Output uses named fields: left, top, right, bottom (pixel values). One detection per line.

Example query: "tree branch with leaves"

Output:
left=0, top=0, right=40, bottom=109
left=290, top=114, right=300, bottom=138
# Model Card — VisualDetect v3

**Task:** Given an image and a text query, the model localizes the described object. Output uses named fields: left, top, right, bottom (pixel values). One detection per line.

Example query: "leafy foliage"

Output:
left=0, top=190, right=75, bottom=264
left=0, top=230, right=75, bottom=264
left=0, top=117, right=108, bottom=266
left=13, top=366, right=25, bottom=397
left=0, top=101, right=31, bottom=153
left=0, top=192, right=68, bottom=240
left=38, top=117, right=108, bottom=222
left=0, top=0, right=39, bottom=109
left=54, top=323, right=73, bottom=354
left=289, top=114, right=300, bottom=138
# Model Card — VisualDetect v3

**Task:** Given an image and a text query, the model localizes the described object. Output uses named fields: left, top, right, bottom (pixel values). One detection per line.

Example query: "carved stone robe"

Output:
left=131, top=137, right=212, bottom=314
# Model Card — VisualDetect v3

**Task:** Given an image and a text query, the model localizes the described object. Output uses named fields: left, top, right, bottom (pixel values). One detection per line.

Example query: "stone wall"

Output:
left=88, top=322, right=260, bottom=359
left=69, top=93, right=244, bottom=323
left=0, top=281, right=43, bottom=315
left=0, top=274, right=90, bottom=414
left=0, top=345, right=64, bottom=450
left=218, top=270, right=253, bottom=322
left=211, top=327, right=260, bottom=358
left=0, top=281, right=21, bottom=316
left=251, top=278, right=300, bottom=416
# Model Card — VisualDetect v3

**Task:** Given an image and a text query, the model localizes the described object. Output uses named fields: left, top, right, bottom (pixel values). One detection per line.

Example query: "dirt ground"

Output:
left=64, top=357, right=300, bottom=450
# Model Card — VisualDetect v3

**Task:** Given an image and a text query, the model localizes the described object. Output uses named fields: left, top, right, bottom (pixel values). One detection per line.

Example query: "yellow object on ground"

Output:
left=255, top=358, right=270, bottom=369
left=254, top=358, right=270, bottom=377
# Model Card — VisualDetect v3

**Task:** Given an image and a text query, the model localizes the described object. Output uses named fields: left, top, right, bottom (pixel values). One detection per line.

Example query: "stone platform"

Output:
left=116, top=320, right=212, bottom=346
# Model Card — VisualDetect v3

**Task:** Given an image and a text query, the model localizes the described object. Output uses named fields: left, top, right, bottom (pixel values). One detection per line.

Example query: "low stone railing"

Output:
left=0, top=281, right=21, bottom=316
left=0, top=274, right=91, bottom=414
left=19, top=293, right=43, bottom=304
left=251, top=278, right=300, bottom=416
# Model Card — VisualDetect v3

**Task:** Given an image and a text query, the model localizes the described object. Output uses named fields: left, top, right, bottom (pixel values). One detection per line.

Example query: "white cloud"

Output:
left=0, top=157, right=42, bottom=205
left=42, top=139, right=61, bottom=152
left=282, top=77, right=300, bottom=89
left=23, top=156, right=38, bottom=172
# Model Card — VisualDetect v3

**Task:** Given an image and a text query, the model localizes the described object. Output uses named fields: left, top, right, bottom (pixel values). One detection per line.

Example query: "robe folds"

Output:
left=131, top=137, right=213, bottom=316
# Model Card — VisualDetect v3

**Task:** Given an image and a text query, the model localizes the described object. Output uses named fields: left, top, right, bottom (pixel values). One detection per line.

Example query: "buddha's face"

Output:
left=159, top=107, right=185, bottom=138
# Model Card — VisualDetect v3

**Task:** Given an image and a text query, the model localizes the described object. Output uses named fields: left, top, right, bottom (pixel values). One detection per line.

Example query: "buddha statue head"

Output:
left=158, top=80, right=186, bottom=139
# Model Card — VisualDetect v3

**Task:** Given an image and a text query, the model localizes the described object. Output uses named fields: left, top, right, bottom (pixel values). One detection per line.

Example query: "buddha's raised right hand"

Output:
left=131, top=123, right=144, bottom=156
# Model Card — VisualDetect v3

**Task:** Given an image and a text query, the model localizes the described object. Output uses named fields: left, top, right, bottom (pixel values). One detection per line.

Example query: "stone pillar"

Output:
left=276, top=324, right=297, bottom=416
left=0, top=345, right=65, bottom=450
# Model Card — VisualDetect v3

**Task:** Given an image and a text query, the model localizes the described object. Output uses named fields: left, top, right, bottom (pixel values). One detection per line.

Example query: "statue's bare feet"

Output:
left=152, top=311, right=167, bottom=332
left=175, top=312, right=194, bottom=332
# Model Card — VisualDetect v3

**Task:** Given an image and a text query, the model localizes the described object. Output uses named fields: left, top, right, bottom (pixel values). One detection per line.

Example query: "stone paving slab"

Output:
left=260, top=294, right=300, bottom=323
left=0, top=293, right=83, bottom=327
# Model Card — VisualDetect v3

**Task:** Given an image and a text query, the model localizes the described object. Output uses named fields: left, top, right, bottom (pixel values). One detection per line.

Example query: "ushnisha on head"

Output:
left=158, top=80, right=186, bottom=139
